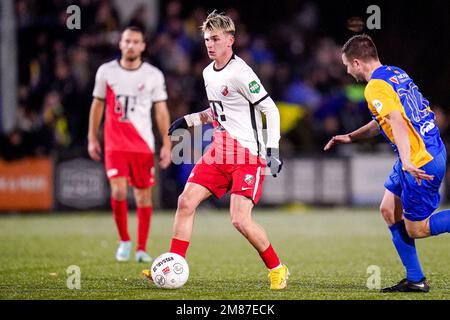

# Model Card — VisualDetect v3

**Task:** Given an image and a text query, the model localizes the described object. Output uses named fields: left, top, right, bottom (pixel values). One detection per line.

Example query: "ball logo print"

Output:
left=155, top=275, right=165, bottom=286
left=173, top=263, right=184, bottom=274
left=151, top=252, right=189, bottom=289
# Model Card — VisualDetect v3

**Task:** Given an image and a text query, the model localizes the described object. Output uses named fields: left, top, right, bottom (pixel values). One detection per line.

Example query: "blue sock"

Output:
left=389, top=220, right=424, bottom=282
left=429, top=210, right=450, bottom=236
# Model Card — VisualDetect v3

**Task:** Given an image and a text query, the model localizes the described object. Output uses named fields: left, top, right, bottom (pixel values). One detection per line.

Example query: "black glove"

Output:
left=266, top=148, right=283, bottom=177
left=168, top=117, right=188, bottom=136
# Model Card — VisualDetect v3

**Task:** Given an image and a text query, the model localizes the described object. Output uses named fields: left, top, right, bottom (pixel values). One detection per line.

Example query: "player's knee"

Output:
left=379, top=204, right=395, bottom=224
left=136, top=197, right=152, bottom=207
left=134, top=191, right=152, bottom=207
left=231, top=218, right=244, bottom=233
left=230, top=216, right=250, bottom=233
left=111, top=189, right=127, bottom=201
left=177, top=193, right=196, bottom=214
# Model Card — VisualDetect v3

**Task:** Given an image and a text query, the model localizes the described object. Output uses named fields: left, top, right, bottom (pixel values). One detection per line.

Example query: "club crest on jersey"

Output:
left=221, top=85, right=229, bottom=96
left=244, top=174, right=255, bottom=185
left=249, top=80, right=261, bottom=94
left=138, top=83, right=145, bottom=91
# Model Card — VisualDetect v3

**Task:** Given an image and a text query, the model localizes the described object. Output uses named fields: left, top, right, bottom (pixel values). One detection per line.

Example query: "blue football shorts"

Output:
left=384, top=148, right=447, bottom=221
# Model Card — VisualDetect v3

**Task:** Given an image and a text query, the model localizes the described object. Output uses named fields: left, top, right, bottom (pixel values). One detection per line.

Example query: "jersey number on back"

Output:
left=397, top=83, right=430, bottom=123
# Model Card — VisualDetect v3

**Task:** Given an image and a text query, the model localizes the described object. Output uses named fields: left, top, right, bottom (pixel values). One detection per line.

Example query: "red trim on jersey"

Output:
left=104, top=84, right=152, bottom=153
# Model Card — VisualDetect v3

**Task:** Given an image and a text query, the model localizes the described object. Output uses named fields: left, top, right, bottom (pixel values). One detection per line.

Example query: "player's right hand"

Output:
left=88, top=138, right=102, bottom=161
left=267, top=148, right=283, bottom=177
left=168, top=117, right=188, bottom=136
left=402, top=161, right=434, bottom=186
left=323, top=134, right=352, bottom=151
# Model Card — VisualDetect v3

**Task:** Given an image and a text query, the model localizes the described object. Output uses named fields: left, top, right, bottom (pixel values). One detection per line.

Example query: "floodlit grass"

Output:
left=0, top=208, right=449, bottom=300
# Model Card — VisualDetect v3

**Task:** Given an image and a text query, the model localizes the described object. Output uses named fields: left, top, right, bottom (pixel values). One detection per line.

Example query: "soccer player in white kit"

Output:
left=88, top=26, right=171, bottom=263
left=165, top=11, right=289, bottom=289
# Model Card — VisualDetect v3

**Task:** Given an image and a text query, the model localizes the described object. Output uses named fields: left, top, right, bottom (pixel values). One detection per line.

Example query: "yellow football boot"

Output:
left=268, top=265, right=289, bottom=290
left=141, top=269, right=153, bottom=282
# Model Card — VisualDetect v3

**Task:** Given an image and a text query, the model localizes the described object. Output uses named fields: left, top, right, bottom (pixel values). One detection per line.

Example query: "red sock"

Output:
left=170, top=238, right=190, bottom=258
left=260, top=244, right=281, bottom=269
left=137, top=207, right=152, bottom=251
left=111, top=198, right=130, bottom=241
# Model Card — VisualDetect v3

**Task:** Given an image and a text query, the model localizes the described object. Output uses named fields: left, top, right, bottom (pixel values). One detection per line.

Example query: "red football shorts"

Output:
left=105, top=151, right=155, bottom=188
left=187, top=146, right=266, bottom=204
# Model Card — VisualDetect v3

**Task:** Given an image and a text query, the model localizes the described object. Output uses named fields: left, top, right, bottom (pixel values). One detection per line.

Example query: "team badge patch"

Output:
left=248, top=81, right=261, bottom=94
left=372, top=99, right=383, bottom=113
left=138, top=83, right=145, bottom=91
left=221, top=85, right=229, bottom=96
left=244, top=174, right=255, bottom=185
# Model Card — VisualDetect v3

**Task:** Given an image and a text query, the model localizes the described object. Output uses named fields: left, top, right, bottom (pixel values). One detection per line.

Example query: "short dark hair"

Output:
left=122, top=25, right=145, bottom=38
left=342, top=34, right=379, bottom=61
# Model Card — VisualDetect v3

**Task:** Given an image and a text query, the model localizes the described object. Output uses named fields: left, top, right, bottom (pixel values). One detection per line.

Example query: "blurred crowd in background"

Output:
left=1, top=0, right=450, bottom=202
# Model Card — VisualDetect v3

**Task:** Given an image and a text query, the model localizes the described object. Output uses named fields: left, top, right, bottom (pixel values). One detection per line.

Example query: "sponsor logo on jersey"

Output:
left=221, top=85, right=229, bottom=96
left=249, top=81, right=261, bottom=94
left=420, top=120, right=436, bottom=136
left=244, top=174, right=255, bottom=185
left=389, top=76, right=399, bottom=84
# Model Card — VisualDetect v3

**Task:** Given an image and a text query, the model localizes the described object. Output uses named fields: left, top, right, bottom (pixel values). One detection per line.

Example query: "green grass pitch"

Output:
left=1, top=207, right=449, bottom=300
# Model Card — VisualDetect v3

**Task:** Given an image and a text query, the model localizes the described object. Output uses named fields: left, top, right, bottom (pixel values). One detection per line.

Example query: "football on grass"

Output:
left=151, top=252, right=189, bottom=289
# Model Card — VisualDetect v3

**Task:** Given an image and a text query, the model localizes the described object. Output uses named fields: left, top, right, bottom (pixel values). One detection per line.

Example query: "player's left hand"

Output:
left=159, top=143, right=172, bottom=169
left=402, top=161, right=434, bottom=186
left=266, top=148, right=283, bottom=177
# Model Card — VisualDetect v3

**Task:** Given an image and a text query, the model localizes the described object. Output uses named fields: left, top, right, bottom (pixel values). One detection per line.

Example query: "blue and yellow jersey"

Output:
left=365, top=65, right=444, bottom=168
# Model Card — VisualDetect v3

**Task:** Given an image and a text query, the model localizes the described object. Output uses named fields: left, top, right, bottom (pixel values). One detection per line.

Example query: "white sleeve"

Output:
left=92, top=65, right=107, bottom=99
left=234, top=66, right=269, bottom=105
left=152, top=70, right=168, bottom=102
left=255, top=96, right=280, bottom=149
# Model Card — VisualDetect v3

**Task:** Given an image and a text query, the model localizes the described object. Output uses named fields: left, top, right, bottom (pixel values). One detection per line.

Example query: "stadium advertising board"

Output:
left=0, top=157, right=53, bottom=211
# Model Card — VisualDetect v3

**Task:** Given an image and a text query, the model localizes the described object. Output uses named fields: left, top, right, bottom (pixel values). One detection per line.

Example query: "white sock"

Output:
left=270, top=264, right=283, bottom=271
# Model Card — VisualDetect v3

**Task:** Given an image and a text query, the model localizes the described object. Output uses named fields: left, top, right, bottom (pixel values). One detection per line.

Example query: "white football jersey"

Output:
left=203, top=55, right=270, bottom=157
left=93, top=60, right=167, bottom=153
